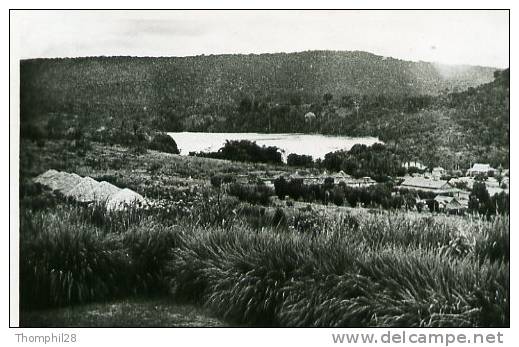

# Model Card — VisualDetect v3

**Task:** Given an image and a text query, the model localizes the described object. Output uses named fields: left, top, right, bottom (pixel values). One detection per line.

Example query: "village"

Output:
left=32, top=158, right=510, bottom=217
left=228, top=162, right=510, bottom=214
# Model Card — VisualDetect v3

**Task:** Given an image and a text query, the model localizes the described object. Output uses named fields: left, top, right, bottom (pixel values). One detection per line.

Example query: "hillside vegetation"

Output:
left=20, top=51, right=508, bottom=169
left=21, top=51, right=494, bottom=124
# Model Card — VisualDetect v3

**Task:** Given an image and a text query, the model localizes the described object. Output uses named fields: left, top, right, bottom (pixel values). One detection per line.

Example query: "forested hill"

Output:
left=21, top=51, right=495, bottom=128
left=20, top=52, right=508, bottom=168
left=377, top=68, right=509, bottom=169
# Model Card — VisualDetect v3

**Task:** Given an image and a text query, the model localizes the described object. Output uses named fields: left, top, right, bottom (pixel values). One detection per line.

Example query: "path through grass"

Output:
left=20, top=297, right=229, bottom=327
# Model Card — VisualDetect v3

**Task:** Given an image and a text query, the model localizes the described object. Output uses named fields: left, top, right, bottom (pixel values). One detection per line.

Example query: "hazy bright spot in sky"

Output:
left=12, top=10, right=509, bottom=68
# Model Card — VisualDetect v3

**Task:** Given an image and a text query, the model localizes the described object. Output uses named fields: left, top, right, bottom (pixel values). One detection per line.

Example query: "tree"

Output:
left=426, top=199, right=439, bottom=212
left=331, top=187, right=345, bottom=206
left=149, top=133, right=180, bottom=154
left=274, top=176, right=288, bottom=200
left=470, top=182, right=491, bottom=214
left=287, top=153, right=314, bottom=167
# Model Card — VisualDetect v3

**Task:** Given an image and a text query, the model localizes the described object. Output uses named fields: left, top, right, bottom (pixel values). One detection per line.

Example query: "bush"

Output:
left=193, top=140, right=283, bottom=164
left=210, top=175, right=223, bottom=188
left=210, top=173, right=236, bottom=188
left=321, top=144, right=404, bottom=179
left=228, top=183, right=274, bottom=205
left=149, top=132, right=180, bottom=154
left=330, top=187, right=345, bottom=206
left=274, top=176, right=288, bottom=199
left=287, top=153, right=314, bottom=167
left=20, top=179, right=60, bottom=211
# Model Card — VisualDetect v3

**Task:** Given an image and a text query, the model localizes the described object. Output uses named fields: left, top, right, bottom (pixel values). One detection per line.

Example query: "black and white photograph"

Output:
left=10, top=8, right=510, bottom=333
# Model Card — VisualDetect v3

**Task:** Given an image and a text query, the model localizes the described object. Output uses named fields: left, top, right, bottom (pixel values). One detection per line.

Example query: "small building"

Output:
left=288, top=172, right=318, bottom=185
left=449, top=176, right=475, bottom=190
left=432, top=167, right=446, bottom=180
left=331, top=170, right=353, bottom=184
left=259, top=178, right=275, bottom=188
left=434, top=195, right=467, bottom=214
left=346, top=177, right=377, bottom=188
left=485, top=177, right=500, bottom=188
left=450, top=188, right=471, bottom=201
left=467, top=163, right=496, bottom=177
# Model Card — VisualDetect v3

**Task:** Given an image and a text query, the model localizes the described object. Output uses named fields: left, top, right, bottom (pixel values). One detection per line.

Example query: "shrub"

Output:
left=228, top=183, right=274, bottom=205
left=210, top=174, right=236, bottom=188
left=193, top=140, right=283, bottom=164
left=274, top=176, right=288, bottom=199
left=149, top=132, right=180, bottom=154
left=210, top=175, right=223, bottom=188
left=19, top=179, right=60, bottom=211
left=287, top=153, right=314, bottom=167
left=330, top=187, right=345, bottom=206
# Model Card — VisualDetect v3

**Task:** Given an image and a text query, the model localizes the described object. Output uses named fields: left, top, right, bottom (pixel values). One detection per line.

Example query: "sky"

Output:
left=12, top=10, right=509, bottom=68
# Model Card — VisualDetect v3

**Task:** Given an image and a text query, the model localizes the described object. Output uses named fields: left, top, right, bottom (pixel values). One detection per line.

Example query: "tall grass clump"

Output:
left=164, top=213, right=509, bottom=327
left=123, top=220, right=183, bottom=295
left=166, top=225, right=318, bottom=325
left=278, top=248, right=508, bottom=327
left=78, top=201, right=150, bottom=233
left=470, top=215, right=509, bottom=263
left=19, top=206, right=132, bottom=309
left=187, top=188, right=240, bottom=228
left=20, top=204, right=189, bottom=308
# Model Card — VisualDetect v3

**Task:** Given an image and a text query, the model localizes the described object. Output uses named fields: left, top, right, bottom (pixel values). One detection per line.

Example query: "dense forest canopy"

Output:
left=20, top=51, right=509, bottom=169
